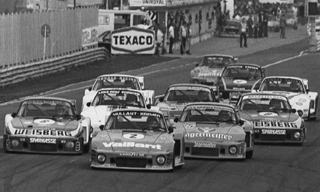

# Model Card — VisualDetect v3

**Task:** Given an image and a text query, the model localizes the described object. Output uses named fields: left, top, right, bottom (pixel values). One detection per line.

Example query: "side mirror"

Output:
left=306, top=89, right=310, bottom=93
left=99, top=125, right=105, bottom=131
left=146, top=104, right=151, bottom=109
left=168, top=127, right=174, bottom=133
left=174, top=117, right=179, bottom=123
left=11, top=112, right=17, bottom=118
left=86, top=102, right=91, bottom=107
left=159, top=97, right=164, bottom=102
left=76, top=114, right=81, bottom=120
left=291, top=109, right=296, bottom=113
left=239, top=119, right=245, bottom=126
left=88, top=87, right=92, bottom=91
left=195, top=63, right=199, bottom=67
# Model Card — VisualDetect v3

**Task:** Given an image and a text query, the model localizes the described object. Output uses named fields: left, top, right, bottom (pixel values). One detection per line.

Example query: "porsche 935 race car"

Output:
left=254, top=76, right=318, bottom=121
left=90, top=109, right=185, bottom=171
left=3, top=97, right=92, bottom=153
left=218, top=63, right=265, bottom=104
left=81, top=88, right=156, bottom=137
left=236, top=92, right=306, bottom=145
left=155, top=83, right=219, bottom=122
left=190, top=54, right=238, bottom=86
left=82, top=74, right=155, bottom=110
left=173, top=102, right=254, bottom=159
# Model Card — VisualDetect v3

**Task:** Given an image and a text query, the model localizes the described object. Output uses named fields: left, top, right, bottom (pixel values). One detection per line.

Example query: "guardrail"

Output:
left=0, top=48, right=110, bottom=87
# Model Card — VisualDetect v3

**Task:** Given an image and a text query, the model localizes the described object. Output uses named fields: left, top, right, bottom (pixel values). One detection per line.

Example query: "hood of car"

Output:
left=240, top=110, right=300, bottom=123
left=180, top=122, right=245, bottom=142
left=92, top=130, right=173, bottom=152
left=221, top=77, right=258, bottom=90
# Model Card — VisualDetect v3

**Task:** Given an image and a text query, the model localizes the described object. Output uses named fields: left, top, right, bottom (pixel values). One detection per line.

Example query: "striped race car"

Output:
left=82, top=74, right=155, bottom=111
left=173, top=102, right=254, bottom=159
left=190, top=54, right=238, bottom=86
left=3, top=97, right=92, bottom=154
left=90, top=108, right=185, bottom=171
left=236, top=92, right=306, bottom=145
left=254, top=76, right=318, bottom=121
left=217, top=63, right=265, bottom=104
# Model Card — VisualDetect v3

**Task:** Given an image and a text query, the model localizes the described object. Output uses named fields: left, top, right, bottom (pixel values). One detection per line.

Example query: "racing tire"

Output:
left=309, top=98, right=318, bottom=121
left=83, top=141, right=91, bottom=153
left=169, top=151, right=175, bottom=172
left=246, top=150, right=253, bottom=159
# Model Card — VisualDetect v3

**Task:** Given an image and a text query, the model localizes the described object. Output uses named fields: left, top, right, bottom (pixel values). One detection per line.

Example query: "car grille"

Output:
left=30, top=144, right=57, bottom=152
left=191, top=148, right=219, bottom=156
left=260, top=135, right=286, bottom=141
left=116, top=157, right=147, bottom=168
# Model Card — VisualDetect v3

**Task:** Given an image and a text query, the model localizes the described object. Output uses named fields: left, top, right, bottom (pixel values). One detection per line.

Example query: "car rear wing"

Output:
left=302, top=78, right=309, bottom=90
left=136, top=76, right=145, bottom=89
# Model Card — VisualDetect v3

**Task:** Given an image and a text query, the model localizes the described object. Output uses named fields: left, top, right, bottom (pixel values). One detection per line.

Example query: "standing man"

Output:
left=179, top=21, right=187, bottom=55
left=239, top=17, right=248, bottom=48
left=185, top=25, right=192, bottom=55
left=280, top=13, right=286, bottom=38
left=258, top=10, right=264, bottom=38
left=263, top=11, right=269, bottom=37
left=168, top=22, right=175, bottom=54
left=247, top=14, right=254, bottom=38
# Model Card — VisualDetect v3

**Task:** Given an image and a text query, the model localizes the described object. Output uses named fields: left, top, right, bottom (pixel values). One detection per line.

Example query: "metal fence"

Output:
left=0, top=7, right=98, bottom=67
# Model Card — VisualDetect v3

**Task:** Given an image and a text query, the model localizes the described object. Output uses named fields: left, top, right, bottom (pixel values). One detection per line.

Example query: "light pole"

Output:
left=223, top=0, right=227, bottom=14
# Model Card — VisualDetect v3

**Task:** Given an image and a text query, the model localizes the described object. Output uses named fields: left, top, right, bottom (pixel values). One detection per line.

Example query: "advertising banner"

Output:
left=82, top=26, right=98, bottom=47
left=129, top=0, right=166, bottom=6
left=111, top=27, right=155, bottom=54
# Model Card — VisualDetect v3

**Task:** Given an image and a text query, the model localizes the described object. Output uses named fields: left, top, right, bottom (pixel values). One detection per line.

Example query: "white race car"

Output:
left=82, top=74, right=155, bottom=111
left=253, top=76, right=318, bottom=120
left=81, top=88, right=157, bottom=137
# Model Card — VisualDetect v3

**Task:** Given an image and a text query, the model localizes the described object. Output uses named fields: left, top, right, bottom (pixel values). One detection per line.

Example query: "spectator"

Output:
left=263, top=11, right=269, bottom=37
left=168, top=22, right=175, bottom=54
left=247, top=14, right=254, bottom=38
left=239, top=17, right=248, bottom=48
left=258, top=10, right=264, bottom=38
left=179, top=21, right=187, bottom=55
left=185, top=25, right=192, bottom=55
left=280, top=13, right=286, bottom=38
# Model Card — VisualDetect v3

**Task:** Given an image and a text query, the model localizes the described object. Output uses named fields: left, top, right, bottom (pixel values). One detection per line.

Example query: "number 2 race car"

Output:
left=4, top=97, right=92, bottom=154
left=255, top=76, right=318, bottom=121
left=90, top=109, right=185, bottom=171
left=82, top=74, right=155, bottom=110
left=173, top=102, right=254, bottom=159
left=237, top=92, right=306, bottom=145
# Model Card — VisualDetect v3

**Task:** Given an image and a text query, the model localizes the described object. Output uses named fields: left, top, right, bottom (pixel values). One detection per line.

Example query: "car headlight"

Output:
left=97, top=154, right=106, bottom=163
left=229, top=146, right=238, bottom=155
left=66, top=141, right=75, bottom=149
left=294, top=132, right=301, bottom=139
left=156, top=155, right=166, bottom=165
left=297, top=110, right=303, bottom=117
left=12, top=139, right=19, bottom=147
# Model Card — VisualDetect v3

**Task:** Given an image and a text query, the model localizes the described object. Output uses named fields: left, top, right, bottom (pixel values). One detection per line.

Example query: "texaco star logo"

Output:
left=197, top=127, right=216, bottom=133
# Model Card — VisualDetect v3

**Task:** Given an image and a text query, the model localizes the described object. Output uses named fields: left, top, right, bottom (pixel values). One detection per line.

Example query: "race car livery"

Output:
left=236, top=93, right=306, bottom=145
left=155, top=84, right=219, bottom=122
left=81, top=88, right=155, bottom=137
left=173, top=103, right=254, bottom=159
left=82, top=74, right=155, bottom=111
left=218, top=63, right=265, bottom=104
left=255, top=76, right=318, bottom=120
left=3, top=97, right=92, bottom=154
left=90, top=109, right=185, bottom=171
left=190, top=54, right=238, bottom=86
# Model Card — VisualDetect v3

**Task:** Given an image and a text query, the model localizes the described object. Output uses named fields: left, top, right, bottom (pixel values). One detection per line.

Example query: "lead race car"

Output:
left=236, top=92, right=306, bottom=145
left=82, top=74, right=155, bottom=111
left=190, top=54, right=238, bottom=86
left=218, top=63, right=265, bottom=104
left=90, top=108, right=185, bottom=171
left=4, top=97, right=92, bottom=153
left=173, top=102, right=254, bottom=159
left=254, top=76, right=318, bottom=120
left=81, top=88, right=157, bottom=137
left=155, top=83, right=219, bottom=122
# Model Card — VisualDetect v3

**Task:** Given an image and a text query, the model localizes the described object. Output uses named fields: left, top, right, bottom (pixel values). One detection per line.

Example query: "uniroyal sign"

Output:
left=111, top=27, right=155, bottom=54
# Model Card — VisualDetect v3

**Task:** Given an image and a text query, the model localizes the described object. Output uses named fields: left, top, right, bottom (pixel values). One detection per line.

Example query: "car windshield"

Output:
left=18, top=99, right=75, bottom=118
left=223, top=65, right=262, bottom=80
left=240, top=95, right=291, bottom=112
left=259, top=78, right=305, bottom=93
left=105, top=111, right=167, bottom=132
left=92, top=76, right=140, bottom=91
left=180, top=105, right=237, bottom=123
left=165, top=86, right=213, bottom=102
left=91, top=90, right=145, bottom=108
left=199, top=56, right=234, bottom=68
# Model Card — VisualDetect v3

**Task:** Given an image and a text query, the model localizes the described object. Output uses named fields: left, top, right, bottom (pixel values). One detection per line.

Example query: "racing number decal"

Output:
left=123, top=133, right=144, bottom=140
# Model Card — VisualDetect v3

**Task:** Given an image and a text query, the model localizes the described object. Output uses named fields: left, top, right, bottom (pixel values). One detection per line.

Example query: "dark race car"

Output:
left=236, top=92, right=306, bottom=145
left=190, top=54, right=238, bottom=86
left=218, top=63, right=265, bottom=104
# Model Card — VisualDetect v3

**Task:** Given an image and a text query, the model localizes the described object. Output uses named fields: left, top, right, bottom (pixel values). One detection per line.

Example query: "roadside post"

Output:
left=41, top=24, right=51, bottom=60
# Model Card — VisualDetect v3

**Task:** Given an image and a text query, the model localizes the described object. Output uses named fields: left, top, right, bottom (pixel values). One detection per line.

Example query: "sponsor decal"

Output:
left=185, top=105, right=234, bottom=112
left=264, top=118, right=279, bottom=122
left=233, top=79, right=247, bottom=84
left=112, top=111, right=161, bottom=117
left=232, top=87, right=246, bottom=90
left=198, top=72, right=218, bottom=77
left=194, top=142, right=216, bottom=148
left=228, top=65, right=259, bottom=70
left=169, top=87, right=209, bottom=91
left=261, top=129, right=286, bottom=135
left=119, top=153, right=145, bottom=157
left=183, top=123, right=195, bottom=129
left=30, top=138, right=56, bottom=144
left=97, top=76, right=137, bottom=82
left=102, top=142, right=161, bottom=150
left=254, top=121, right=297, bottom=128
left=259, top=112, right=278, bottom=117
left=123, top=133, right=145, bottom=140
left=14, top=129, right=72, bottom=136
left=34, top=119, right=55, bottom=125
left=98, top=90, right=140, bottom=96
left=169, top=104, right=186, bottom=110
left=197, top=127, right=216, bottom=133
left=26, top=100, right=66, bottom=105
left=243, top=95, right=286, bottom=100
left=185, top=133, right=233, bottom=140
